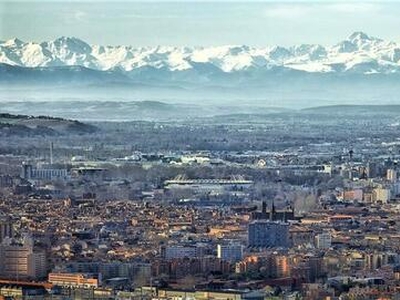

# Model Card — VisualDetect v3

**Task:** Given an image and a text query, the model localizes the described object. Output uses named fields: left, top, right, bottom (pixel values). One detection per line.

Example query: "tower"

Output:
left=270, top=200, right=276, bottom=221
left=21, top=163, right=32, bottom=180
left=0, top=218, right=14, bottom=243
left=50, top=142, right=54, bottom=165
left=262, top=201, right=267, bottom=215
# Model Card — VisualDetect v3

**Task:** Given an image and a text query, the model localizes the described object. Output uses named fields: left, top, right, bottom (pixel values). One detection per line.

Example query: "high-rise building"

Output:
left=28, top=250, right=47, bottom=280
left=0, top=218, right=14, bottom=243
left=0, top=236, right=47, bottom=280
left=387, top=169, right=397, bottom=183
left=217, top=244, right=243, bottom=262
left=273, top=255, right=290, bottom=278
left=248, top=220, right=289, bottom=248
left=21, top=163, right=33, bottom=180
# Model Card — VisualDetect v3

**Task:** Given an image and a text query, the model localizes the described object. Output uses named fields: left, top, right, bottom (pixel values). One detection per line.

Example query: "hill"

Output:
left=302, top=105, right=400, bottom=115
left=0, top=113, right=97, bottom=136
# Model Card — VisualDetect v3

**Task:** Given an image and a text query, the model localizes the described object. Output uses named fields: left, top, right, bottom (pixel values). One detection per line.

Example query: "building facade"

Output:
left=217, top=244, right=243, bottom=262
left=0, top=238, right=47, bottom=280
left=248, top=220, right=289, bottom=248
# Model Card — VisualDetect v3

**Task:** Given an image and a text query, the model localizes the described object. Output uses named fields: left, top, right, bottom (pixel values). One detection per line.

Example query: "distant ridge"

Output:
left=303, top=104, right=400, bottom=114
left=0, top=101, right=295, bottom=122
left=1, top=32, right=400, bottom=76
left=0, top=113, right=97, bottom=136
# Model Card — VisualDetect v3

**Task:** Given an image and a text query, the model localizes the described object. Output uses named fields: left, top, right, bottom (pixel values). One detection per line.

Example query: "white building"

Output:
left=387, top=169, right=397, bottom=183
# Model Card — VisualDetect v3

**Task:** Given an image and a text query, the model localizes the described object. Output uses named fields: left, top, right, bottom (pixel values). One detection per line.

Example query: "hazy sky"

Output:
left=1, top=1, right=400, bottom=47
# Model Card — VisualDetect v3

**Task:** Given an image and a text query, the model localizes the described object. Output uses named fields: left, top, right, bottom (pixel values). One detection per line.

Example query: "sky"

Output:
left=1, top=1, right=400, bottom=47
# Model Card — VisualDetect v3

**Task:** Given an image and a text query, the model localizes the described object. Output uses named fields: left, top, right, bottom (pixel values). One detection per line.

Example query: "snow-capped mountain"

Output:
left=1, top=32, right=400, bottom=75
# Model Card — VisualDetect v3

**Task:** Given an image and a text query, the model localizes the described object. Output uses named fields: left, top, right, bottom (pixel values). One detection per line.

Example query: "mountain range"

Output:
left=1, top=32, right=400, bottom=79
left=2, top=32, right=400, bottom=110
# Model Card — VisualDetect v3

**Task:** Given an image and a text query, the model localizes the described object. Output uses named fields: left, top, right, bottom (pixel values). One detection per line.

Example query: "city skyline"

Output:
left=3, top=1, right=400, bottom=299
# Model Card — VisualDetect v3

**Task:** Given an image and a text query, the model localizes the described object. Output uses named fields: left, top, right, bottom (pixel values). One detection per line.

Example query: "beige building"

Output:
left=0, top=237, right=47, bottom=280
left=48, top=272, right=100, bottom=288
left=372, top=187, right=391, bottom=203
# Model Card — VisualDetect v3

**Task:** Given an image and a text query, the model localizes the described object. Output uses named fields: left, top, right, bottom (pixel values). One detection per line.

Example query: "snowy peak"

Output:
left=1, top=33, right=400, bottom=74
left=333, top=32, right=380, bottom=53
left=4, top=38, right=25, bottom=47
left=268, top=46, right=292, bottom=62
left=290, top=44, right=327, bottom=61
left=348, top=31, right=375, bottom=43
left=347, top=31, right=383, bottom=50
left=347, top=31, right=383, bottom=44
left=49, top=36, right=92, bottom=53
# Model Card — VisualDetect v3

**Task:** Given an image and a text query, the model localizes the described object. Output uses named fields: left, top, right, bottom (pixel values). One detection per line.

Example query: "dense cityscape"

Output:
left=3, top=1, right=400, bottom=299
left=1, top=107, right=400, bottom=299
